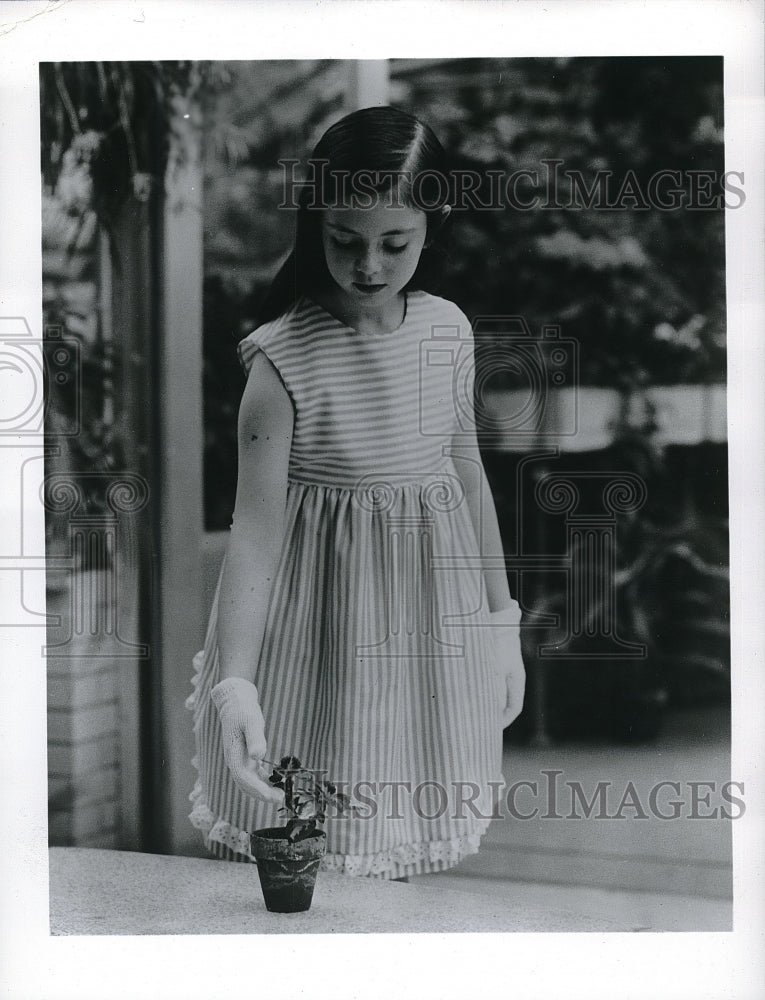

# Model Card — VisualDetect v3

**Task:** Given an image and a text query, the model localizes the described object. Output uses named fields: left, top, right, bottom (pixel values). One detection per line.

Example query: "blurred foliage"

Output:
left=39, top=61, right=224, bottom=228
left=40, top=61, right=220, bottom=526
left=202, top=60, right=348, bottom=295
left=201, top=57, right=726, bottom=529
left=393, top=56, right=726, bottom=387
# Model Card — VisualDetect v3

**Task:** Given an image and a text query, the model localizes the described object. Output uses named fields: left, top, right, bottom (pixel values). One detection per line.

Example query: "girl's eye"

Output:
left=329, top=236, right=409, bottom=254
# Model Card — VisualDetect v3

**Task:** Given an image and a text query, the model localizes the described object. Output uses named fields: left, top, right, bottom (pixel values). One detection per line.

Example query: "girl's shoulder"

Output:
left=237, top=300, right=308, bottom=374
left=410, top=290, right=472, bottom=330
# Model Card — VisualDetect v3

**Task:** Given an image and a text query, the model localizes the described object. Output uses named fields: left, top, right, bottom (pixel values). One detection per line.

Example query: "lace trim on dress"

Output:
left=185, top=649, right=206, bottom=714
left=189, top=777, right=489, bottom=876
left=189, top=775, right=256, bottom=859
left=319, top=829, right=486, bottom=878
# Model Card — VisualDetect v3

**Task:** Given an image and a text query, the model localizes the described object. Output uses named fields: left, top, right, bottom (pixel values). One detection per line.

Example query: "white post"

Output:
left=159, top=83, right=206, bottom=855
left=347, top=60, right=390, bottom=110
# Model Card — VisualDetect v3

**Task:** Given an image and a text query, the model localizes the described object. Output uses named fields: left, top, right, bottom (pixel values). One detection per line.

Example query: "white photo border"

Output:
left=1, top=2, right=763, bottom=999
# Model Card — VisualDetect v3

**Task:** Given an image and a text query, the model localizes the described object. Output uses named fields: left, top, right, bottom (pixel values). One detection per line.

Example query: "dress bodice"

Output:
left=237, top=291, right=476, bottom=490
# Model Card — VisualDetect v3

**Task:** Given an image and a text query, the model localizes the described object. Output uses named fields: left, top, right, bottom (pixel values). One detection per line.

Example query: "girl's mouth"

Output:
left=353, top=282, right=386, bottom=294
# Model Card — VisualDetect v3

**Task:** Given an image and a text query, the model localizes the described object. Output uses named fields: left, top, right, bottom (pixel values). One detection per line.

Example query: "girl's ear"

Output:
left=424, top=204, right=452, bottom=247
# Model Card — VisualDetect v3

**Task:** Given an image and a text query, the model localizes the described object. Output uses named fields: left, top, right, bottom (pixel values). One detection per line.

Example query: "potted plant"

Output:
left=249, top=755, right=357, bottom=913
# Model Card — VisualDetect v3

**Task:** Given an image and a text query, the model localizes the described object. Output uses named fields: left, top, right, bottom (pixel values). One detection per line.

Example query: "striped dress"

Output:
left=187, top=289, right=504, bottom=878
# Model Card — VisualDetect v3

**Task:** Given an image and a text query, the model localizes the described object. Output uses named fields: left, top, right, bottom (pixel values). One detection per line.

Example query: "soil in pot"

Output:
left=250, top=828, right=326, bottom=913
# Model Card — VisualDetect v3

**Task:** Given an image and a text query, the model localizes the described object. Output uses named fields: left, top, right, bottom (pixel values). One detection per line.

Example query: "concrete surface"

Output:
left=49, top=847, right=632, bottom=935
left=49, top=706, right=732, bottom=935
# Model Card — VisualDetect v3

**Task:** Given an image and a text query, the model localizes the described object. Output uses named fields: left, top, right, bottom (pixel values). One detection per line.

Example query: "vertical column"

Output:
left=159, top=83, right=206, bottom=855
left=110, top=180, right=160, bottom=850
left=387, top=515, right=434, bottom=642
left=43, top=472, right=148, bottom=847
left=354, top=474, right=465, bottom=659
left=347, top=60, right=390, bottom=110
left=535, top=471, right=648, bottom=659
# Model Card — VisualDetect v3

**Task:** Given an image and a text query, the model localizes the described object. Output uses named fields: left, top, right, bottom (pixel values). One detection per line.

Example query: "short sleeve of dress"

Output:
left=237, top=327, right=268, bottom=376
left=237, top=317, right=297, bottom=410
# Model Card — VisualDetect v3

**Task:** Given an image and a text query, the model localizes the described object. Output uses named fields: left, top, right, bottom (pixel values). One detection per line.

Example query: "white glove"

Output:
left=210, top=677, right=285, bottom=804
left=490, top=603, right=526, bottom=728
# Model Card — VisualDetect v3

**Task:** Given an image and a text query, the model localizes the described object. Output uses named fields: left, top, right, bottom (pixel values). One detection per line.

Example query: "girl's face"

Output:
left=320, top=197, right=428, bottom=312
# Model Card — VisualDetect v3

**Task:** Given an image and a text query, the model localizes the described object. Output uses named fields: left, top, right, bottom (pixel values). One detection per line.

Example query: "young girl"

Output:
left=187, top=106, right=525, bottom=879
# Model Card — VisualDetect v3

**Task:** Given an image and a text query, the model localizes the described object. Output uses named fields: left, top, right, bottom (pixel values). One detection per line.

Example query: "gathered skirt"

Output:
left=187, top=470, right=504, bottom=879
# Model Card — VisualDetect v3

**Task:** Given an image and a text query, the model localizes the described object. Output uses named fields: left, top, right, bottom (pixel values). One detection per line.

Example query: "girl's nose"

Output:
left=355, top=246, right=381, bottom=277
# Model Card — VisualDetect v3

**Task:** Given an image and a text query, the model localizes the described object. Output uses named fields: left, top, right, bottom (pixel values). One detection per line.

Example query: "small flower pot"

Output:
left=250, top=828, right=326, bottom=913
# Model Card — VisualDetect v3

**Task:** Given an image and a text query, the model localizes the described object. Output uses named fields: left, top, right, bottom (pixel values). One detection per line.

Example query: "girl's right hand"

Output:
left=210, top=677, right=285, bottom=805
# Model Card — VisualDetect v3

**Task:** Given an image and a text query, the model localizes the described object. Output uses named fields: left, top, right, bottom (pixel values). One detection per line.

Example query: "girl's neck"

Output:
left=315, top=287, right=408, bottom=336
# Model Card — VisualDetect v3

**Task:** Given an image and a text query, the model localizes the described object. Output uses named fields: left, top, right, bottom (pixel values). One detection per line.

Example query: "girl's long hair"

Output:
left=254, top=106, right=454, bottom=328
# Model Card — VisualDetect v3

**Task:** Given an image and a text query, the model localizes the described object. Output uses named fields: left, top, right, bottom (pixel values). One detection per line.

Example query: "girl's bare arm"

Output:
left=217, top=350, right=294, bottom=682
